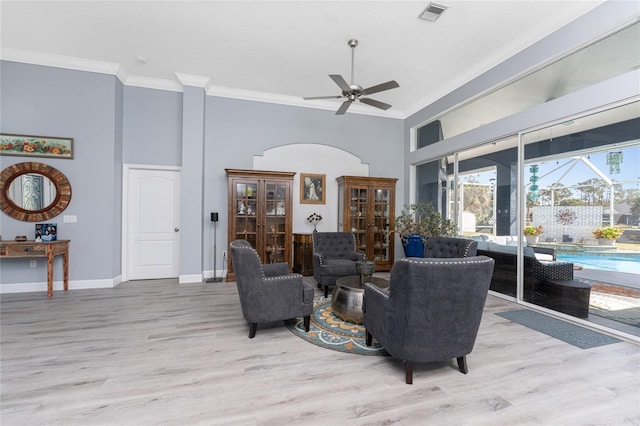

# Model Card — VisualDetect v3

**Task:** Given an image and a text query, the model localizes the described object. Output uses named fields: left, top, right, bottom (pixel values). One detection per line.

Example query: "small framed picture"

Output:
left=1, top=133, right=74, bottom=159
left=300, top=173, right=326, bottom=204
left=35, top=223, right=57, bottom=241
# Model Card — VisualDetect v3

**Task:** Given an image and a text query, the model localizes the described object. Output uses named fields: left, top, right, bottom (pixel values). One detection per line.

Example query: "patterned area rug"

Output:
left=285, top=295, right=388, bottom=356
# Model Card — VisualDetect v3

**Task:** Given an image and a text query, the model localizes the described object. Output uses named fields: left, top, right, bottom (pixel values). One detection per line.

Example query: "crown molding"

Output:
left=124, top=75, right=184, bottom=92
left=174, top=72, right=211, bottom=89
left=1, top=48, right=403, bottom=118
left=207, top=85, right=403, bottom=119
left=1, top=47, right=121, bottom=76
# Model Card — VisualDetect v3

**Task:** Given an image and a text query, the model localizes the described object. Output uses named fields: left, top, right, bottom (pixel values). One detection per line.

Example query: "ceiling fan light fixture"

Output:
left=419, top=2, right=447, bottom=22
left=304, top=40, right=399, bottom=115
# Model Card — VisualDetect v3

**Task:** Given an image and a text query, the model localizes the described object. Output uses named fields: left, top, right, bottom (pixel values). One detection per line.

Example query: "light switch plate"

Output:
left=63, top=215, right=77, bottom=223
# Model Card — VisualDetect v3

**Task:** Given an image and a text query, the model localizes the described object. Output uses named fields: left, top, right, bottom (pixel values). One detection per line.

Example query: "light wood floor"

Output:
left=1, top=278, right=639, bottom=425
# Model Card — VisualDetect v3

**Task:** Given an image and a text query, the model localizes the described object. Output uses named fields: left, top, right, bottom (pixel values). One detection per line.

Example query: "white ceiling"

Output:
left=0, top=1, right=605, bottom=118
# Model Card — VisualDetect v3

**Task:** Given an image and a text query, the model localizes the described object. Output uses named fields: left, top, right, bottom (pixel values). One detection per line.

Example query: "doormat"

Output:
left=496, top=309, right=622, bottom=349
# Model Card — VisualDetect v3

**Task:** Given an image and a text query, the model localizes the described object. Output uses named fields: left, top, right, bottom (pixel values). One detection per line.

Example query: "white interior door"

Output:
left=127, top=167, right=181, bottom=280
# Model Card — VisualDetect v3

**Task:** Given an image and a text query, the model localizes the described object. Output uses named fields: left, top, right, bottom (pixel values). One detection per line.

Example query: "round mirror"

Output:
left=7, top=173, right=57, bottom=211
left=1, top=162, right=72, bottom=222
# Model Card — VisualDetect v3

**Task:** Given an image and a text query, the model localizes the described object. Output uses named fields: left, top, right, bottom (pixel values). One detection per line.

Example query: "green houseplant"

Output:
left=523, top=225, right=543, bottom=245
left=394, top=201, right=458, bottom=257
left=592, top=226, right=623, bottom=245
left=523, top=225, right=543, bottom=236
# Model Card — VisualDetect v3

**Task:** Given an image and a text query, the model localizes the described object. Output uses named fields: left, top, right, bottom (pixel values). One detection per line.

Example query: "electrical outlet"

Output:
left=222, top=251, right=227, bottom=259
left=30, top=260, right=37, bottom=268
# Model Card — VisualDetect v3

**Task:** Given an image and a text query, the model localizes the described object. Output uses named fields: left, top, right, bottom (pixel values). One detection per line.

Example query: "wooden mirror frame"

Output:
left=0, top=162, right=72, bottom=222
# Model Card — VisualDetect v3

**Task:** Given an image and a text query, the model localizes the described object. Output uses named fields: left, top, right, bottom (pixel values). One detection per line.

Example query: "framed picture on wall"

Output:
left=0, top=133, right=74, bottom=159
left=300, top=173, right=326, bottom=204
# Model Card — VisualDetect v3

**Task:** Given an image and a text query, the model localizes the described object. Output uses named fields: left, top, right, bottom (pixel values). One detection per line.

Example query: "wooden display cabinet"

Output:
left=337, top=176, right=397, bottom=271
left=225, top=169, right=295, bottom=281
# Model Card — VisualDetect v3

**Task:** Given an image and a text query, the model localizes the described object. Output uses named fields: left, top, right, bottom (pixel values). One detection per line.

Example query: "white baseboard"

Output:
left=0, top=277, right=121, bottom=294
left=178, top=274, right=203, bottom=284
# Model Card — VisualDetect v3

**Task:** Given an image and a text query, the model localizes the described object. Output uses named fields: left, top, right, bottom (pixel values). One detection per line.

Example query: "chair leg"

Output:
left=365, top=330, right=372, bottom=346
left=405, top=361, right=413, bottom=385
left=324, top=285, right=329, bottom=298
left=303, top=315, right=310, bottom=332
left=457, top=356, right=468, bottom=374
left=248, top=323, right=257, bottom=339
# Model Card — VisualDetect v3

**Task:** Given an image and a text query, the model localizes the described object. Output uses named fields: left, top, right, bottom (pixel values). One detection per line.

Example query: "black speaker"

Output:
left=206, top=211, right=223, bottom=283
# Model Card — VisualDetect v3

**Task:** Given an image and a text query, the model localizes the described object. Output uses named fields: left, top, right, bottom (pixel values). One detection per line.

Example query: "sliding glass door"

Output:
left=520, top=102, right=640, bottom=335
left=415, top=101, right=639, bottom=338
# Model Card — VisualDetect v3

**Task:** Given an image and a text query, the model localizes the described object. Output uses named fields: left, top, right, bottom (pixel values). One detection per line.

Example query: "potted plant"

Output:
left=523, top=225, right=543, bottom=245
left=592, top=226, right=623, bottom=246
left=394, top=201, right=458, bottom=257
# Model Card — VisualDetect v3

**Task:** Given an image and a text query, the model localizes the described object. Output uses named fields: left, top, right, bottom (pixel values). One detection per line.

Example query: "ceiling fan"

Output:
left=304, top=39, right=399, bottom=115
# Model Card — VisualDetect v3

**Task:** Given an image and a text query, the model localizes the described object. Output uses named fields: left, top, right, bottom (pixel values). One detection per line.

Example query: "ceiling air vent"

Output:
left=419, top=2, right=447, bottom=22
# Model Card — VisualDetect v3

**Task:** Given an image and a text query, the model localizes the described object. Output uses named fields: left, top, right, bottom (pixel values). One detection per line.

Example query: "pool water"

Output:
left=556, top=253, right=640, bottom=275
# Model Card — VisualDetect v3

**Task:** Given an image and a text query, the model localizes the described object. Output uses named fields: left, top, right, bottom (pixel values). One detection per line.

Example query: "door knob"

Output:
left=174, top=228, right=180, bottom=232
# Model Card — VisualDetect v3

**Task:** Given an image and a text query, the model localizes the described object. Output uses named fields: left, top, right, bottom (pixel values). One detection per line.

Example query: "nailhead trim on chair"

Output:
left=230, top=243, right=269, bottom=279
left=264, top=274, right=302, bottom=281
left=364, top=283, right=389, bottom=299
left=462, top=241, right=473, bottom=257
left=231, top=242, right=302, bottom=280
left=402, top=257, right=494, bottom=265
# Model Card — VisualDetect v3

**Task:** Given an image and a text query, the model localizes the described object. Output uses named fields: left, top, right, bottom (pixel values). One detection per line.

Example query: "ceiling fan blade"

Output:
left=360, top=97, right=392, bottom=110
left=335, top=100, right=353, bottom=115
left=329, top=74, right=352, bottom=92
left=362, top=80, right=399, bottom=96
left=303, top=95, right=343, bottom=100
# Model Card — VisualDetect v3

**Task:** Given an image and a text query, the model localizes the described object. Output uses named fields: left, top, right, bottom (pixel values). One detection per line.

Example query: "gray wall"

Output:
left=0, top=62, right=122, bottom=284
left=203, top=97, right=404, bottom=273
left=113, top=79, right=124, bottom=277
left=0, top=61, right=403, bottom=287
left=123, top=86, right=183, bottom=166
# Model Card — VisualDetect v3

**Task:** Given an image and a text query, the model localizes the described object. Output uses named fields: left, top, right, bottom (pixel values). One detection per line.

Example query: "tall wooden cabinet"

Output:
left=225, top=169, right=295, bottom=281
left=337, top=176, right=398, bottom=271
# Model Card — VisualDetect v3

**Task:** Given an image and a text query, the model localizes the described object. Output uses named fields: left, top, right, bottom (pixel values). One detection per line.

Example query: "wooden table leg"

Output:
left=63, top=247, right=69, bottom=291
left=47, top=245, right=54, bottom=297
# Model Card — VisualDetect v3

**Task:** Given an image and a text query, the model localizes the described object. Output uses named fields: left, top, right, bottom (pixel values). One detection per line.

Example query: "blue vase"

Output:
left=403, top=235, right=425, bottom=257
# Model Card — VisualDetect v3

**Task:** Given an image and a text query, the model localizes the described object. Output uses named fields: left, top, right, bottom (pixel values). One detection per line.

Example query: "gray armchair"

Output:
left=424, top=236, right=478, bottom=258
left=363, top=256, right=495, bottom=384
left=229, top=240, right=313, bottom=338
left=312, top=232, right=366, bottom=298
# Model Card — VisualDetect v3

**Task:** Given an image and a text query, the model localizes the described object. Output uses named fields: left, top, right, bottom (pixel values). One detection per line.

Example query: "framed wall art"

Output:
left=300, top=173, right=326, bottom=204
left=0, top=133, right=74, bottom=159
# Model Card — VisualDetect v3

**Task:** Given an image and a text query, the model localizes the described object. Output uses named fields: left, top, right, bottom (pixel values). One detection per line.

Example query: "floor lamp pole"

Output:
left=206, top=212, right=223, bottom=283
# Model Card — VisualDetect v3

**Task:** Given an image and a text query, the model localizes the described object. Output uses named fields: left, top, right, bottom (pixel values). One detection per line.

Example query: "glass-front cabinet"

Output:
left=337, top=176, right=397, bottom=271
left=225, top=169, right=295, bottom=280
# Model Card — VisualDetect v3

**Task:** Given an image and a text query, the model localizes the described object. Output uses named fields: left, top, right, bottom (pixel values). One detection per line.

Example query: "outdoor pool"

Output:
left=556, top=253, right=640, bottom=274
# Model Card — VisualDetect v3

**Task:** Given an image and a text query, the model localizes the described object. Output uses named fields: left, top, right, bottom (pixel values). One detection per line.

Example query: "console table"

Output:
left=0, top=240, right=70, bottom=297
